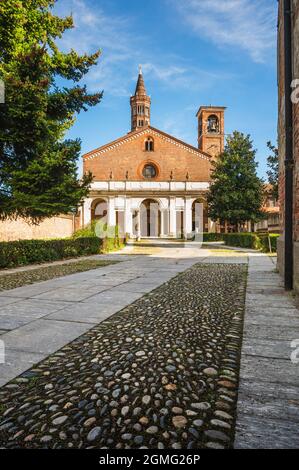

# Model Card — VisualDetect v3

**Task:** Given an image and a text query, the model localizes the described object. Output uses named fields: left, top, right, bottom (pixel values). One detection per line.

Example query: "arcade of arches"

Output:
left=88, top=196, right=210, bottom=239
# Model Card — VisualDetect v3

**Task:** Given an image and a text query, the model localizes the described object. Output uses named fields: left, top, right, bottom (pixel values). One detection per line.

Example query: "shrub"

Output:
left=223, top=232, right=279, bottom=253
left=202, top=233, right=224, bottom=242
left=0, top=237, right=103, bottom=269
left=73, top=221, right=122, bottom=239
left=257, top=233, right=280, bottom=253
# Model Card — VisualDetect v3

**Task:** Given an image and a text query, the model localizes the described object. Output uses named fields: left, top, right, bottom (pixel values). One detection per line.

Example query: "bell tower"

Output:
left=130, top=66, right=151, bottom=131
left=197, top=106, right=226, bottom=158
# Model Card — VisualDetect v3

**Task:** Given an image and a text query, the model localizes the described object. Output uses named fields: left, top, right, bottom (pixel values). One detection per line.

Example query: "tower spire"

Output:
left=130, top=66, right=151, bottom=131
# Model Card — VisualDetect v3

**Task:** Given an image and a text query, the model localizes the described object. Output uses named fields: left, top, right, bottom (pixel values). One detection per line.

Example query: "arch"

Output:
left=207, top=114, right=219, bottom=133
left=145, top=136, right=154, bottom=151
left=140, top=198, right=161, bottom=237
left=91, top=198, right=108, bottom=222
left=192, top=198, right=208, bottom=233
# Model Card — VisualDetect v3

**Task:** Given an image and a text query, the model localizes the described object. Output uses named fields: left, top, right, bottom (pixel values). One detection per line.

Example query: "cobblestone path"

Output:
left=0, top=263, right=247, bottom=449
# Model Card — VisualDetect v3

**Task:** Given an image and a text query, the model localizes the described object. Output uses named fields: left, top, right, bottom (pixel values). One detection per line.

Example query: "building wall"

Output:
left=277, top=0, right=299, bottom=292
left=83, top=128, right=211, bottom=182
left=0, top=215, right=74, bottom=242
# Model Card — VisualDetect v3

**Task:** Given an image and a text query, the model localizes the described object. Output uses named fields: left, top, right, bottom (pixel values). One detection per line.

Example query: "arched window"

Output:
left=145, top=137, right=154, bottom=151
left=207, top=115, right=219, bottom=133
left=142, top=164, right=157, bottom=179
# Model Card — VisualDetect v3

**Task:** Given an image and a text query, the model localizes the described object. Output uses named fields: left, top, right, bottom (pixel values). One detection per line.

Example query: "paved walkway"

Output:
left=0, top=240, right=298, bottom=448
left=235, top=253, right=299, bottom=448
left=0, top=241, right=220, bottom=388
left=0, top=262, right=247, bottom=449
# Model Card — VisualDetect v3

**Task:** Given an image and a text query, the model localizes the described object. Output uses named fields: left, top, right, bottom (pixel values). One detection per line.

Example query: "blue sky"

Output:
left=55, top=0, right=278, bottom=178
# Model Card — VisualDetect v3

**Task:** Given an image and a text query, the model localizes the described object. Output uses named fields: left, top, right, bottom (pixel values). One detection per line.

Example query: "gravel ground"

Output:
left=0, top=263, right=247, bottom=449
left=0, top=259, right=120, bottom=292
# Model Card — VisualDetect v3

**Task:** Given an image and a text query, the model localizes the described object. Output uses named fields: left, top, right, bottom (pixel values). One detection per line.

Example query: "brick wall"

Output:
left=277, top=0, right=299, bottom=291
left=83, top=129, right=212, bottom=182
left=293, top=0, right=299, bottom=243
left=0, top=215, right=74, bottom=242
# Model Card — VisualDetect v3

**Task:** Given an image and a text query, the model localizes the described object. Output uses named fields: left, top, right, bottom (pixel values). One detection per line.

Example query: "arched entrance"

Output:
left=91, top=199, right=108, bottom=222
left=192, top=199, right=208, bottom=233
left=140, top=199, right=161, bottom=237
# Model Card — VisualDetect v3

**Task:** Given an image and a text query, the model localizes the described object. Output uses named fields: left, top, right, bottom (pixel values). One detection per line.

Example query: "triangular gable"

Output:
left=83, top=126, right=212, bottom=161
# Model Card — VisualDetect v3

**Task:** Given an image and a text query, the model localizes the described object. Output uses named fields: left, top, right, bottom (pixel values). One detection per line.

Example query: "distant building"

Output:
left=81, top=68, right=226, bottom=239
left=277, top=0, right=299, bottom=292
left=254, top=185, right=280, bottom=233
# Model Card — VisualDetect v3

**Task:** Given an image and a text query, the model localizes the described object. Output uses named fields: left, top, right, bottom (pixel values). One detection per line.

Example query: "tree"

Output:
left=266, top=141, right=279, bottom=200
left=207, top=131, right=264, bottom=231
left=0, top=0, right=102, bottom=222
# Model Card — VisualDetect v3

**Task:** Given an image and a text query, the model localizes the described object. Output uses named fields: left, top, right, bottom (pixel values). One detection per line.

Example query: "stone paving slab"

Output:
left=1, top=319, right=92, bottom=356
left=235, top=380, right=299, bottom=423
left=234, top=253, right=299, bottom=449
left=234, top=415, right=299, bottom=449
left=0, top=349, right=45, bottom=382
left=45, top=303, right=127, bottom=324
left=241, top=338, right=292, bottom=360
left=243, top=323, right=297, bottom=341
left=238, top=356, right=299, bottom=386
left=0, top=300, right=70, bottom=331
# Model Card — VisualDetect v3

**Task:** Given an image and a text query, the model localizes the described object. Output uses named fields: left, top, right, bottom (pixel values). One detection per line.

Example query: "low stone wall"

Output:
left=0, top=215, right=74, bottom=242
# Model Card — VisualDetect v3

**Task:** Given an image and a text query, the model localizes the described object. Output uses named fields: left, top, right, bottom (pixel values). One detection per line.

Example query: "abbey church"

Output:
left=81, top=69, right=226, bottom=239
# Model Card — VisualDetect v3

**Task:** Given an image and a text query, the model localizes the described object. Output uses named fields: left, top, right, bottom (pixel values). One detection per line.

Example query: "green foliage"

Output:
left=72, top=221, right=98, bottom=239
left=207, top=131, right=265, bottom=228
left=223, top=232, right=279, bottom=253
left=102, top=237, right=124, bottom=253
left=0, top=0, right=102, bottom=221
left=202, top=233, right=224, bottom=242
left=0, top=237, right=102, bottom=268
left=72, top=221, right=120, bottom=240
left=266, top=141, right=279, bottom=200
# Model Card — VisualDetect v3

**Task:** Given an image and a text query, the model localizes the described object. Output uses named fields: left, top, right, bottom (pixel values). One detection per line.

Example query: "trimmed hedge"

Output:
left=0, top=237, right=103, bottom=269
left=202, top=233, right=224, bottom=242
left=223, top=232, right=279, bottom=253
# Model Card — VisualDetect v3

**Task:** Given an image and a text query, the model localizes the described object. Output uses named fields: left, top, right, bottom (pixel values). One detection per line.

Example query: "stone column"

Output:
left=107, top=196, right=116, bottom=226
left=169, top=197, right=176, bottom=238
left=124, top=197, right=133, bottom=237
left=83, top=197, right=93, bottom=227
left=184, top=198, right=193, bottom=239
left=160, top=209, right=169, bottom=237
left=136, top=210, right=141, bottom=241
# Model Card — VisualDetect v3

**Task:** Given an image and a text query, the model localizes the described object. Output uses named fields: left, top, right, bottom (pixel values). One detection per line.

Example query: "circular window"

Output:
left=142, top=164, right=157, bottom=179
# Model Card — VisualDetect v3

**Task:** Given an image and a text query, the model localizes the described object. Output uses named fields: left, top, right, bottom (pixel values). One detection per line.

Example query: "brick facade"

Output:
left=277, top=0, right=299, bottom=292
left=83, top=127, right=212, bottom=183
left=81, top=70, right=225, bottom=239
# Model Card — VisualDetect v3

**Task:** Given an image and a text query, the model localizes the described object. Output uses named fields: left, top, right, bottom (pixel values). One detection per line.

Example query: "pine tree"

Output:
left=0, top=0, right=102, bottom=222
left=266, top=141, right=279, bottom=200
left=207, top=131, right=264, bottom=231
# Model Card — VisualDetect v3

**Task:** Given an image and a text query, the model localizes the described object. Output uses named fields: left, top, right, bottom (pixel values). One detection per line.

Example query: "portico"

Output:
left=82, top=181, right=211, bottom=239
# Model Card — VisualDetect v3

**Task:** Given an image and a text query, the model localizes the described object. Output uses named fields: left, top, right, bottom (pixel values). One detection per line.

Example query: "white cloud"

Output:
left=54, top=0, right=235, bottom=98
left=172, top=0, right=277, bottom=63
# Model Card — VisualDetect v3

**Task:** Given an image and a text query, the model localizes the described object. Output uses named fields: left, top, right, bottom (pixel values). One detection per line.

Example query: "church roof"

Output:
left=83, top=126, right=212, bottom=161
